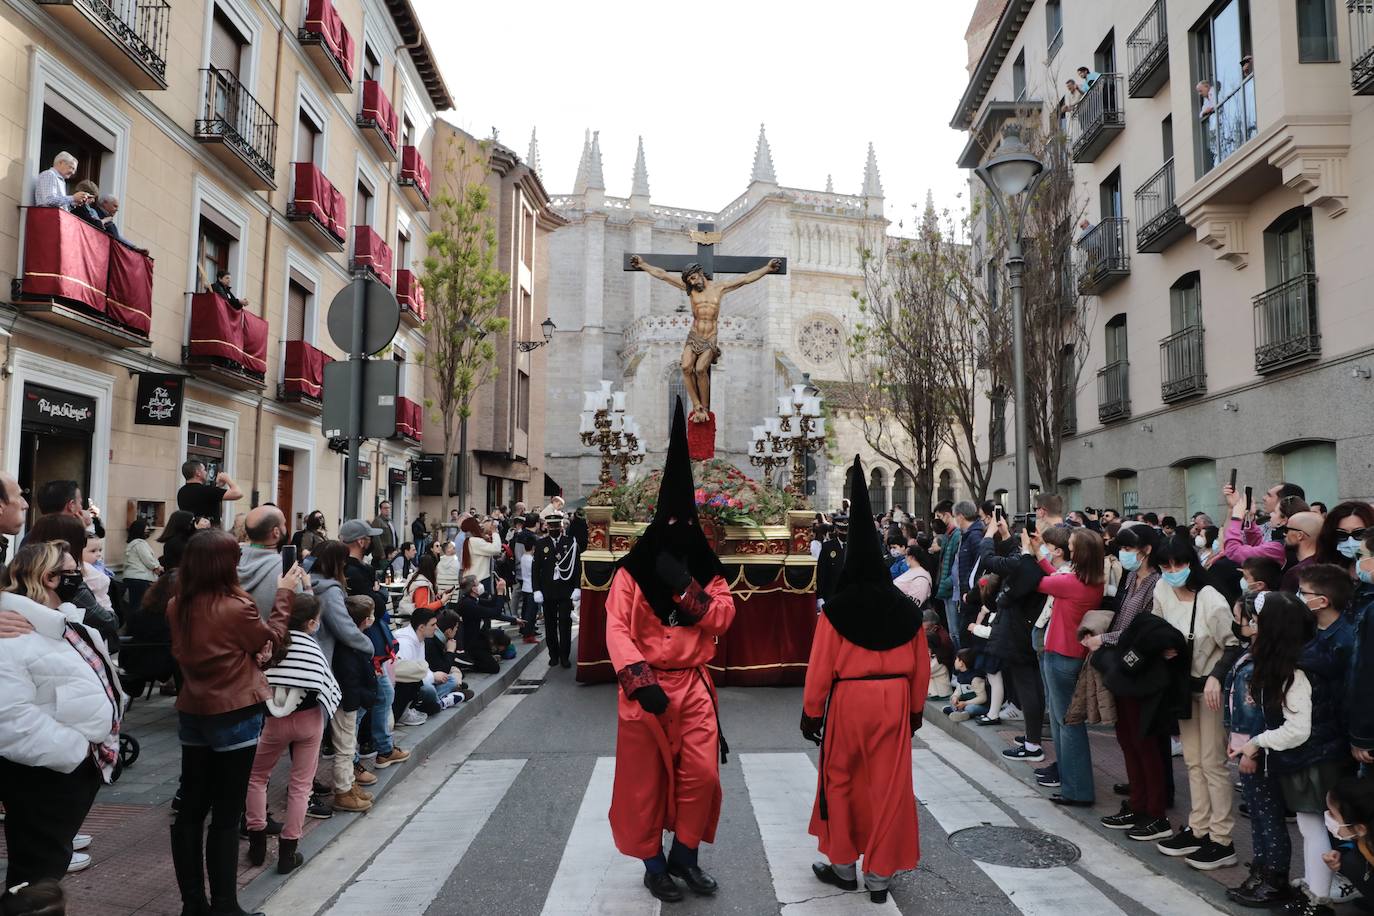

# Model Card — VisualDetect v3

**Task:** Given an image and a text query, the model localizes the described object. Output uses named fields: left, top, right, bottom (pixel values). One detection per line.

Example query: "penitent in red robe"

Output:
left=802, top=613, right=931, bottom=878
left=605, top=567, right=736, bottom=858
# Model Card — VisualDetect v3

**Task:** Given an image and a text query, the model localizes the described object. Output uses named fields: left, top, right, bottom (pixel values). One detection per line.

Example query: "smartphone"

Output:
left=995, top=505, right=1006, bottom=523
left=1025, top=516, right=1037, bottom=535
left=1229, top=467, right=1238, bottom=491
left=280, top=545, right=297, bottom=576
left=1244, top=486, right=1253, bottom=512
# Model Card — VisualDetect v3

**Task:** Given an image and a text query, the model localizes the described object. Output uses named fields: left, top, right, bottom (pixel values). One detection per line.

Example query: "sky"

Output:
left=412, top=0, right=977, bottom=234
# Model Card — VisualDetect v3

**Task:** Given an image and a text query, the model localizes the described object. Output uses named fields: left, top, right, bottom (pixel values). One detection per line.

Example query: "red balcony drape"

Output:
left=400, top=146, right=431, bottom=200
left=292, top=162, right=347, bottom=242
left=396, top=396, right=422, bottom=441
left=303, top=0, right=355, bottom=81
left=352, top=226, right=393, bottom=287
left=395, top=269, right=425, bottom=320
left=360, top=80, right=398, bottom=150
left=21, top=207, right=154, bottom=336
left=282, top=339, right=330, bottom=398
left=189, top=293, right=268, bottom=375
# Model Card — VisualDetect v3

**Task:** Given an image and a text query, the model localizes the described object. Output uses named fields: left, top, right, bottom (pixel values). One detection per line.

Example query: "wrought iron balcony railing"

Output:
left=1253, top=273, right=1320, bottom=373
left=1160, top=324, right=1206, bottom=402
left=1127, top=0, right=1169, bottom=98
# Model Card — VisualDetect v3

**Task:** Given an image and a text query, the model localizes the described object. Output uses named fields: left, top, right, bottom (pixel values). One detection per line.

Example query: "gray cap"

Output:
left=339, top=519, right=382, bottom=542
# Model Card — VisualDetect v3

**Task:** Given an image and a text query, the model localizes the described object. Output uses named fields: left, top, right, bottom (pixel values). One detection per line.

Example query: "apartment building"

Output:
left=0, top=0, right=450, bottom=551
left=954, top=0, right=1374, bottom=519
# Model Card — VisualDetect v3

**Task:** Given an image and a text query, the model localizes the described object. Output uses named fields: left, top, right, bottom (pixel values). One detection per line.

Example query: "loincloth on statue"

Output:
left=685, top=330, right=722, bottom=365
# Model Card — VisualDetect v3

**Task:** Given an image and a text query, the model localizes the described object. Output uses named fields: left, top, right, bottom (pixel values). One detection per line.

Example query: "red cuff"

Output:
left=673, top=582, right=712, bottom=624
left=617, top=660, right=658, bottom=696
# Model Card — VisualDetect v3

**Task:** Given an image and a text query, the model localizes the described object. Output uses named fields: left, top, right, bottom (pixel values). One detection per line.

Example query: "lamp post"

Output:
left=517, top=317, right=556, bottom=353
left=769, top=383, right=827, bottom=503
left=749, top=424, right=790, bottom=483
left=975, top=121, right=1045, bottom=519
left=579, top=382, right=644, bottom=490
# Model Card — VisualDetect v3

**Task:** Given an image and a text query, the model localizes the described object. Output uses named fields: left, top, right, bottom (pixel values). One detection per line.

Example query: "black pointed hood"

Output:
left=618, top=397, right=726, bottom=623
left=822, top=455, right=921, bottom=651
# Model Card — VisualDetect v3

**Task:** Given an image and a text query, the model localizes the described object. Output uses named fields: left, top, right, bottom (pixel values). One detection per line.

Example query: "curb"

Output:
left=240, top=640, right=546, bottom=910
left=920, top=697, right=1253, bottom=916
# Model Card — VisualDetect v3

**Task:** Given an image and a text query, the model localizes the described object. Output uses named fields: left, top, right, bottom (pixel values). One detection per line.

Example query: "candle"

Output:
left=791, top=383, right=807, bottom=404
left=612, top=391, right=627, bottom=412
left=599, top=379, right=613, bottom=395
left=813, top=418, right=826, bottom=438
left=579, top=413, right=593, bottom=434
left=764, top=417, right=780, bottom=436
left=803, top=396, right=821, bottom=417
left=610, top=413, right=623, bottom=432
left=583, top=391, right=601, bottom=412
left=777, top=395, right=793, bottom=417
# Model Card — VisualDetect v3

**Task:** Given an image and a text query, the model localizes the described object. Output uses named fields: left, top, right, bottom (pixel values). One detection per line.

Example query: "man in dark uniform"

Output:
left=815, top=512, right=848, bottom=610
left=531, top=508, right=581, bottom=669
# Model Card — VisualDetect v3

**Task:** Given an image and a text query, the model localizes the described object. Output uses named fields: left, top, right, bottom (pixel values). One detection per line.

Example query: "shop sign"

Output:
left=389, top=467, right=407, bottom=486
left=22, top=383, right=95, bottom=433
left=134, top=374, right=185, bottom=426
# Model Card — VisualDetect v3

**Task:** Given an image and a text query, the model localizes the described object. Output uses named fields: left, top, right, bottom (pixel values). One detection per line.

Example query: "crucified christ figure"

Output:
left=629, top=255, right=782, bottom=423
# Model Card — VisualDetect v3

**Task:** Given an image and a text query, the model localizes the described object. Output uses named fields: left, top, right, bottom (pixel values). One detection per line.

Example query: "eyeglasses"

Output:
left=1273, top=526, right=1291, bottom=537
left=1340, top=527, right=1370, bottom=541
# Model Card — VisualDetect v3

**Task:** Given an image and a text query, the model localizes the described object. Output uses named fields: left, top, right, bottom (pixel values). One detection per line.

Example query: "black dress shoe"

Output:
left=560, top=657, right=572, bottom=669
left=1050, top=795, right=1094, bottom=808
left=1113, top=782, right=1131, bottom=797
left=870, top=889, right=889, bottom=904
left=643, top=871, right=684, bottom=902
left=811, top=862, right=858, bottom=891
left=667, top=861, right=718, bottom=895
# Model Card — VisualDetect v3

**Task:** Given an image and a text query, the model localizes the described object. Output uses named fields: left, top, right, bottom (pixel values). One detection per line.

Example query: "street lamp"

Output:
left=975, top=121, right=1045, bottom=519
left=517, top=317, right=557, bottom=353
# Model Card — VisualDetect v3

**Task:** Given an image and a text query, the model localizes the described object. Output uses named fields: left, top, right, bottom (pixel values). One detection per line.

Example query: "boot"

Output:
left=169, top=821, right=209, bottom=916
left=245, top=829, right=267, bottom=867
left=277, top=837, right=303, bottom=875
left=206, top=825, right=264, bottom=916
left=1229, top=865, right=1293, bottom=907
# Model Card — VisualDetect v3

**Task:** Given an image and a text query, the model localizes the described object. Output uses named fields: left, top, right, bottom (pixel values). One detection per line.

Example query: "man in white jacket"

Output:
left=392, top=609, right=461, bottom=720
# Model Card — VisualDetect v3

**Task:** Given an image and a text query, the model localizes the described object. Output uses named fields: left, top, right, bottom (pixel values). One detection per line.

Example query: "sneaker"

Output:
left=1101, top=804, right=1139, bottom=830
left=948, top=710, right=971, bottom=722
left=1036, top=774, right=1061, bottom=788
left=354, top=762, right=378, bottom=786
left=349, top=784, right=373, bottom=803
left=306, top=796, right=334, bottom=820
left=1127, top=817, right=1174, bottom=842
left=1002, top=744, right=1045, bottom=762
left=398, top=708, right=428, bottom=727
left=1186, top=839, right=1238, bottom=871
left=67, top=851, right=92, bottom=873
left=1157, top=827, right=1205, bottom=857
left=522, top=635, right=539, bottom=645
left=1113, top=782, right=1131, bottom=797
left=999, top=703, right=1023, bottom=721
left=439, top=694, right=458, bottom=710
left=312, top=779, right=332, bottom=796
left=333, top=790, right=372, bottom=813
left=72, top=833, right=92, bottom=851
left=1282, top=890, right=1335, bottom=916
left=374, top=746, right=410, bottom=768
left=1330, top=872, right=1361, bottom=903
left=1034, top=763, right=1059, bottom=780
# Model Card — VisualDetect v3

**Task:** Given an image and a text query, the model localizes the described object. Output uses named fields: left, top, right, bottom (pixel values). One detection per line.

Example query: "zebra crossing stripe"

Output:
left=540, top=756, right=658, bottom=916
left=919, top=728, right=1230, bottom=916
left=324, top=758, right=526, bottom=915
left=740, top=752, right=900, bottom=914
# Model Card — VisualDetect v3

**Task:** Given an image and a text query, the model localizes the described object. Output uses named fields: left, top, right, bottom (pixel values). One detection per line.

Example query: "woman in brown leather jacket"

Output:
left=167, top=528, right=303, bottom=916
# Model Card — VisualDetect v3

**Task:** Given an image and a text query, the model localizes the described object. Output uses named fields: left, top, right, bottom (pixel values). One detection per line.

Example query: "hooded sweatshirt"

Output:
left=310, top=573, right=375, bottom=664
left=238, top=544, right=288, bottom=621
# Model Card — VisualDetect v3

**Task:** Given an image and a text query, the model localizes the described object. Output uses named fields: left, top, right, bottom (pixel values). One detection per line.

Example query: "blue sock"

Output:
left=643, top=853, right=667, bottom=875
left=668, top=838, right=697, bottom=867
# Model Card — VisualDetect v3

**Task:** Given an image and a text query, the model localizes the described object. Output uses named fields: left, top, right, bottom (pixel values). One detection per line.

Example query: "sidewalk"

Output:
left=922, top=695, right=1307, bottom=916
left=0, top=640, right=544, bottom=916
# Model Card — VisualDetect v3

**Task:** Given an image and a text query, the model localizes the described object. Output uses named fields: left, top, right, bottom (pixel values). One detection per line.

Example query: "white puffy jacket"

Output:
left=0, top=592, right=125, bottom=773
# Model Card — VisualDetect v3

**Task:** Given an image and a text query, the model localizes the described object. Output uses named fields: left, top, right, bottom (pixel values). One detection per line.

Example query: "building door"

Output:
left=1183, top=459, right=1219, bottom=521
left=18, top=383, right=95, bottom=529
left=1282, top=443, right=1337, bottom=509
left=277, top=448, right=295, bottom=531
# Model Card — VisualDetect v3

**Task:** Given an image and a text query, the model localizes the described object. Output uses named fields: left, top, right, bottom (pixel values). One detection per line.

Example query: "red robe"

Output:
left=802, top=614, right=930, bottom=877
left=605, top=568, right=735, bottom=858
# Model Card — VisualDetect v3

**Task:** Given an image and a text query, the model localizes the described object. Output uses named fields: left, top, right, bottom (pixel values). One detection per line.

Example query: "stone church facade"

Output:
left=540, top=126, right=963, bottom=512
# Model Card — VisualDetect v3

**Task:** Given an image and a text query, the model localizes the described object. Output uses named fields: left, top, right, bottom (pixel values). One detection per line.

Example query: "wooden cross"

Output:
left=622, top=222, right=788, bottom=278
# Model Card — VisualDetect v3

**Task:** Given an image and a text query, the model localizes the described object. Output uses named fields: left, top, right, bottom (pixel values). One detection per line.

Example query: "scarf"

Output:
left=265, top=630, right=342, bottom=717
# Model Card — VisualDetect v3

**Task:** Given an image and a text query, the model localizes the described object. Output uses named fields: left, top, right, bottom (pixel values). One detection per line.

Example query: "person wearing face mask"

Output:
left=887, top=535, right=910, bottom=579
left=531, top=508, right=582, bottom=670
left=1353, top=537, right=1374, bottom=768
left=1316, top=501, right=1374, bottom=570
left=0, top=542, right=125, bottom=893
left=1195, top=526, right=1221, bottom=565
left=1151, top=534, right=1241, bottom=870
left=1321, top=775, right=1374, bottom=906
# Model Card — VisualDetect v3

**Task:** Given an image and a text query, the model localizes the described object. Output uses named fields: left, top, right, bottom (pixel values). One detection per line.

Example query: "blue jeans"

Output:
left=1042, top=651, right=1093, bottom=802
left=943, top=704, right=989, bottom=718
left=1240, top=769, right=1290, bottom=870
left=419, top=676, right=461, bottom=710
left=945, top=595, right=962, bottom=651
left=370, top=672, right=394, bottom=754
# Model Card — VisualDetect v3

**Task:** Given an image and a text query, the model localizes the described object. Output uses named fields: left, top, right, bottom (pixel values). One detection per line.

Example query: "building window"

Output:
left=986, top=259, right=1000, bottom=310
left=667, top=369, right=687, bottom=420
left=395, top=224, right=410, bottom=272
left=209, top=7, right=247, bottom=78
left=1296, top=0, right=1339, bottom=62
left=1278, top=441, right=1337, bottom=508
left=937, top=469, right=955, bottom=504
left=393, top=345, right=406, bottom=394
left=1105, top=314, right=1128, bottom=364
left=1046, top=0, right=1063, bottom=59
left=989, top=386, right=1007, bottom=458
left=1193, top=0, right=1256, bottom=173
left=1012, top=49, right=1027, bottom=100
left=355, top=177, right=373, bottom=227
left=1263, top=207, right=1315, bottom=287
left=361, top=42, right=381, bottom=82
left=1170, top=272, right=1201, bottom=331
left=1060, top=344, right=1077, bottom=434
left=517, top=370, right=530, bottom=433
left=868, top=467, right=887, bottom=510
left=892, top=469, right=911, bottom=513
left=187, top=422, right=228, bottom=484
left=1182, top=459, right=1219, bottom=521
left=401, top=114, right=415, bottom=147
left=286, top=277, right=310, bottom=342
left=197, top=216, right=234, bottom=287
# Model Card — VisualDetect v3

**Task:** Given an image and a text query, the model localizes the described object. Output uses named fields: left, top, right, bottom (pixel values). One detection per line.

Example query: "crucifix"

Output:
left=625, top=222, right=787, bottom=438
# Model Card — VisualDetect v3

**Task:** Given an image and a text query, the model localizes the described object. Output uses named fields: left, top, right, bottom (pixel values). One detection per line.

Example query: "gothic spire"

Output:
left=750, top=123, right=777, bottom=184
left=825, top=174, right=834, bottom=193
left=526, top=127, right=541, bottom=175
left=573, top=128, right=592, bottom=194
left=631, top=136, right=650, bottom=198
left=586, top=130, right=606, bottom=190
left=862, top=142, right=883, bottom=198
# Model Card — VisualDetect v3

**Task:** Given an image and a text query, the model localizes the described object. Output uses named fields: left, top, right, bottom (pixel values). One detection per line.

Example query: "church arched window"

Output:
left=666, top=366, right=687, bottom=419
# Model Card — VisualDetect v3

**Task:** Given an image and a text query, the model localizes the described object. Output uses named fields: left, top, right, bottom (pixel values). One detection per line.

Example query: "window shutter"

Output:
left=287, top=281, right=308, bottom=341
left=210, top=10, right=244, bottom=78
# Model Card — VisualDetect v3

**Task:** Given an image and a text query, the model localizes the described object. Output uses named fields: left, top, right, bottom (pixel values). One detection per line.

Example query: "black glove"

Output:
left=654, top=552, right=692, bottom=595
left=634, top=684, right=669, bottom=715
left=909, top=711, right=923, bottom=737
left=800, top=713, right=824, bottom=746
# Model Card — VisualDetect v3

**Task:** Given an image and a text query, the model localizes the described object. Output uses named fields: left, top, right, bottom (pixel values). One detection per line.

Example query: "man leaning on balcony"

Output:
left=34, top=151, right=91, bottom=209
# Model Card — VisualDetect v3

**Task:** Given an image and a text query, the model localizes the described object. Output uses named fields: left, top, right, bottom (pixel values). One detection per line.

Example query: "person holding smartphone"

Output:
left=238, top=506, right=304, bottom=621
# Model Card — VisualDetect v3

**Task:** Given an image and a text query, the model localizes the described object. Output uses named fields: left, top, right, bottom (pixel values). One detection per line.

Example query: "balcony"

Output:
left=1076, top=218, right=1131, bottom=295
left=393, top=396, right=422, bottom=445
left=1253, top=273, right=1320, bottom=373
left=1351, top=1, right=1374, bottom=94
left=278, top=339, right=331, bottom=410
left=1061, top=396, right=1077, bottom=437
left=184, top=292, right=268, bottom=390
left=297, top=0, right=354, bottom=94
left=357, top=80, right=399, bottom=161
left=1097, top=360, right=1131, bottom=423
left=10, top=207, right=152, bottom=347
left=1071, top=74, right=1124, bottom=163
left=398, top=146, right=431, bottom=210
left=351, top=226, right=393, bottom=286
left=286, top=162, right=347, bottom=252
left=1134, top=159, right=1189, bottom=253
left=37, top=0, right=169, bottom=89
left=1160, top=324, right=1206, bottom=402
left=195, top=66, right=277, bottom=190
left=1126, top=0, right=1169, bottom=98
left=396, top=269, right=426, bottom=327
